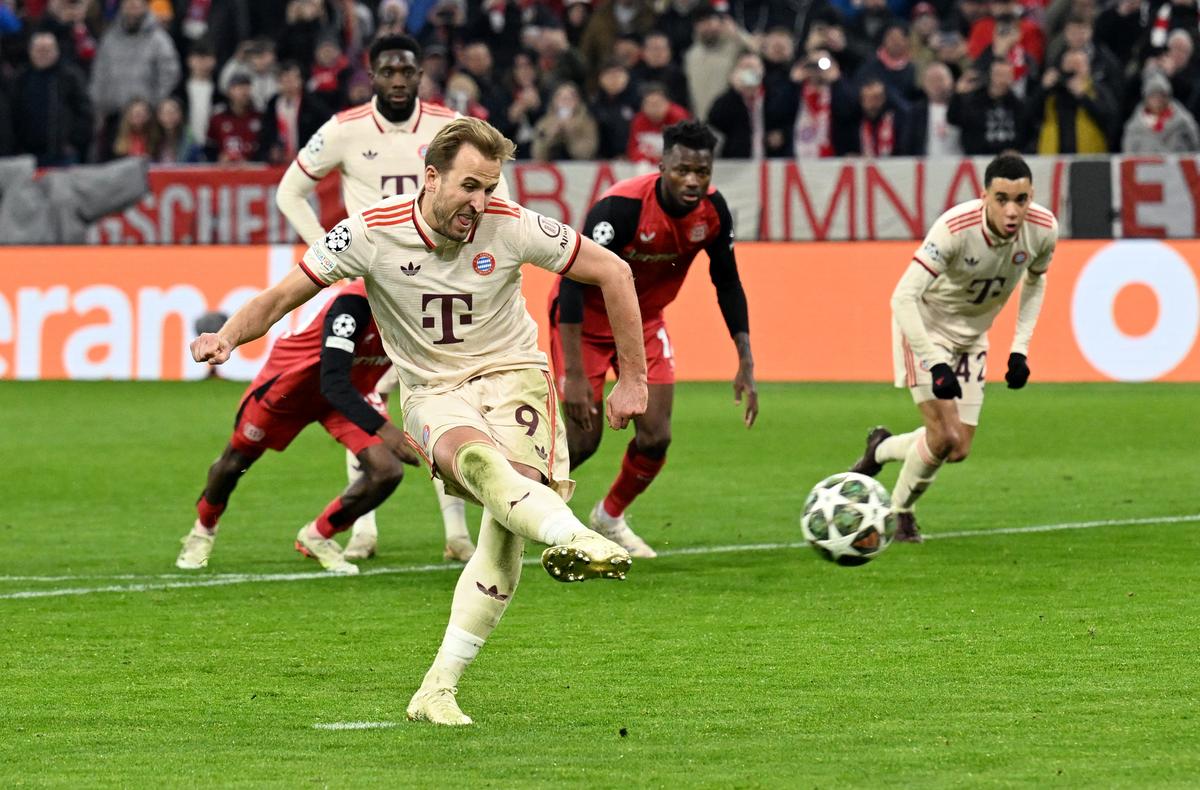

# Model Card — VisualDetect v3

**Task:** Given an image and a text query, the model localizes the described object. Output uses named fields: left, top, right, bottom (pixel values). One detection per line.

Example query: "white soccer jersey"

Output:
left=295, top=97, right=466, bottom=215
left=909, top=199, right=1058, bottom=348
left=299, top=193, right=581, bottom=394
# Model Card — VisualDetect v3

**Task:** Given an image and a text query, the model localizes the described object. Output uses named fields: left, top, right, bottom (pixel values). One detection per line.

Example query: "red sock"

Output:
left=314, top=497, right=346, bottom=538
left=602, top=441, right=666, bottom=517
left=196, top=496, right=225, bottom=529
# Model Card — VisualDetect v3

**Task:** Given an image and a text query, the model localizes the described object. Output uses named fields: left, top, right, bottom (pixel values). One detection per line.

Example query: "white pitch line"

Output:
left=312, top=721, right=397, bottom=731
left=1, top=513, right=1197, bottom=601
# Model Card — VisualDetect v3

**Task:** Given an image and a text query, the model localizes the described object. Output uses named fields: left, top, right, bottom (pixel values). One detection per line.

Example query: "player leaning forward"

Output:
left=851, top=154, right=1058, bottom=541
left=192, top=118, right=648, bottom=725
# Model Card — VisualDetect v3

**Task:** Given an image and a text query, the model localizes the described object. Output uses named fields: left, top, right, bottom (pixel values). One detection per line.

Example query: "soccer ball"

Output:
left=800, top=472, right=896, bottom=566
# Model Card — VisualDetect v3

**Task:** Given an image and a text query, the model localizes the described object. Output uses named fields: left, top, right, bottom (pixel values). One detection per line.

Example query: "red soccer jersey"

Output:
left=553, top=172, right=737, bottom=338
left=250, top=279, right=390, bottom=403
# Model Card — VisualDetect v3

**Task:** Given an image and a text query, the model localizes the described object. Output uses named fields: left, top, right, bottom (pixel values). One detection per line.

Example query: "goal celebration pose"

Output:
left=276, top=34, right=490, bottom=563
left=851, top=154, right=1058, bottom=541
left=549, top=120, right=757, bottom=558
left=193, top=118, right=647, bottom=726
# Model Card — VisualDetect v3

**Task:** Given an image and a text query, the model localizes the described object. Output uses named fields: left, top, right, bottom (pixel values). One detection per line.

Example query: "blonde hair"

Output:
left=425, top=117, right=516, bottom=172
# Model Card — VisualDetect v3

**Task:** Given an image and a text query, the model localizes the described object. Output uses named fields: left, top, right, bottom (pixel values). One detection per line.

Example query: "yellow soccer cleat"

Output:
left=175, top=523, right=215, bottom=570
left=295, top=524, right=359, bottom=575
left=541, top=531, right=633, bottom=583
left=406, top=685, right=473, bottom=726
left=589, top=501, right=657, bottom=558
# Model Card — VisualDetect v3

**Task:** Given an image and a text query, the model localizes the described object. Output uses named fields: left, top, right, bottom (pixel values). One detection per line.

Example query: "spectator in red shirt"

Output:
left=627, top=82, right=690, bottom=163
left=968, top=0, right=1046, bottom=67
left=205, top=73, right=262, bottom=162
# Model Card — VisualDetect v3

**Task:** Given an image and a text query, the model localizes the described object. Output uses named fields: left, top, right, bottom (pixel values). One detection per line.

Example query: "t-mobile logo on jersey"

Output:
left=380, top=174, right=421, bottom=196
left=421, top=293, right=473, bottom=344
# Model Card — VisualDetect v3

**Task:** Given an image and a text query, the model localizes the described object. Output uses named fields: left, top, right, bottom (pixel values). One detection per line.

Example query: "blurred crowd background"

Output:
left=1, top=0, right=1199, bottom=169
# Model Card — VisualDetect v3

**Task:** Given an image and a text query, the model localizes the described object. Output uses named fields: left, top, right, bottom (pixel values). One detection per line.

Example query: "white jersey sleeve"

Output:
left=509, top=208, right=581, bottom=275
left=911, top=212, right=962, bottom=276
left=296, top=117, right=344, bottom=180
left=299, top=212, right=376, bottom=286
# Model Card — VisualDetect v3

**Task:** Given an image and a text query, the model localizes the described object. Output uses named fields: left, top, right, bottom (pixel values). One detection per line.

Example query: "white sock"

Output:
left=875, top=428, right=924, bottom=465
left=434, top=477, right=470, bottom=543
left=892, top=433, right=943, bottom=511
left=425, top=624, right=485, bottom=688
left=346, top=449, right=378, bottom=538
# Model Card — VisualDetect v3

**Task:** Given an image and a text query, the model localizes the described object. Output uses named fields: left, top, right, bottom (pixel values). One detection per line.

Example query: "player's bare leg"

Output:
left=408, top=509, right=522, bottom=726
left=432, top=427, right=632, bottom=582
left=890, top=401, right=975, bottom=543
left=177, top=444, right=257, bottom=569
left=590, top=384, right=672, bottom=558
left=297, top=444, right=404, bottom=573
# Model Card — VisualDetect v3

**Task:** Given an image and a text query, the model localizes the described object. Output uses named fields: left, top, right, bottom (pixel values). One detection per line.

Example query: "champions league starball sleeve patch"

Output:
left=592, top=221, right=615, bottom=246
left=324, top=224, right=352, bottom=254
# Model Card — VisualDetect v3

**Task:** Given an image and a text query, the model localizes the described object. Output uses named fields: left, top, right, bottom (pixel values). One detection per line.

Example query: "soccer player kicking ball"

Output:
left=176, top=280, right=419, bottom=574
left=277, top=34, right=492, bottom=563
left=549, top=120, right=757, bottom=558
left=191, top=118, right=647, bottom=726
left=850, top=153, right=1058, bottom=542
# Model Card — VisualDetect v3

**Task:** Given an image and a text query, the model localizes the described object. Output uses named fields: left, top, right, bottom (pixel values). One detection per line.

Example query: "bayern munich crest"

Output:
left=324, top=224, right=352, bottom=254
left=1013, top=251, right=1029, bottom=265
left=472, top=251, right=496, bottom=275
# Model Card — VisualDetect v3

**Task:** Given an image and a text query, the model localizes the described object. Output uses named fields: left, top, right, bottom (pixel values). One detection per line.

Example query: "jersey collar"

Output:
left=370, top=96, right=423, bottom=134
left=411, top=189, right=442, bottom=250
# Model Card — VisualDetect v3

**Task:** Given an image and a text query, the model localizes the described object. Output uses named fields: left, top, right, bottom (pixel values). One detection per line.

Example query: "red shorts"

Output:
left=550, top=319, right=675, bottom=401
left=229, top=385, right=387, bottom=459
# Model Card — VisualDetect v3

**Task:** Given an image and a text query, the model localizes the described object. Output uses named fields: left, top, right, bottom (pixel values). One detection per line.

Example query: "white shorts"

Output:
left=892, top=320, right=987, bottom=426
left=401, top=367, right=574, bottom=503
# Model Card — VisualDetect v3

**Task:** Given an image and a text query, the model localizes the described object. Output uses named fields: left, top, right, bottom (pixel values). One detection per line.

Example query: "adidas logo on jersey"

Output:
left=362, top=150, right=378, bottom=159
left=401, top=262, right=421, bottom=276
left=534, top=445, right=547, bottom=460
left=965, top=256, right=980, bottom=267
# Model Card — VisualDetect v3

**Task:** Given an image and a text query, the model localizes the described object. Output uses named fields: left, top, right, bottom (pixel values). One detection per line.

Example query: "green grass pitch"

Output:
left=1, top=380, right=1198, bottom=788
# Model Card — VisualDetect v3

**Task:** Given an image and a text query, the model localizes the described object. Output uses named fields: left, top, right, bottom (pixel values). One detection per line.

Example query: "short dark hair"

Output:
left=663, top=120, right=718, bottom=154
left=369, top=34, right=421, bottom=67
left=984, top=153, right=1032, bottom=186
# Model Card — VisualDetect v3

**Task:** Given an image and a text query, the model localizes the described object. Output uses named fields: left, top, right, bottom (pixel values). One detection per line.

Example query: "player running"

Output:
left=549, top=120, right=757, bottom=558
left=176, top=280, right=418, bottom=574
left=850, top=153, right=1058, bottom=542
left=276, top=34, right=486, bottom=563
left=192, top=118, right=648, bottom=726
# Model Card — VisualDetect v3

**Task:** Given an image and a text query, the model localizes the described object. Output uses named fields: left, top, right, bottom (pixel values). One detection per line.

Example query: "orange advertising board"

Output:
left=2, top=241, right=1198, bottom=382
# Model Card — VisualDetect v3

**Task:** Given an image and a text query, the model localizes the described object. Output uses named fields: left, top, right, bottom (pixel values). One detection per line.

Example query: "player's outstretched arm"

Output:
left=731, top=332, right=758, bottom=427
left=191, top=267, right=321, bottom=365
left=564, top=237, right=647, bottom=429
left=276, top=162, right=327, bottom=247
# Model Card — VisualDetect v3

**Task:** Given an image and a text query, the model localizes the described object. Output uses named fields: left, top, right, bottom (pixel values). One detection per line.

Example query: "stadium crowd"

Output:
left=1, top=0, right=1199, bottom=167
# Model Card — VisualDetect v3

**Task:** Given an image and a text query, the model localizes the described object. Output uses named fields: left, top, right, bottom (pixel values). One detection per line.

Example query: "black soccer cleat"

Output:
left=849, top=426, right=892, bottom=477
left=894, top=512, right=924, bottom=544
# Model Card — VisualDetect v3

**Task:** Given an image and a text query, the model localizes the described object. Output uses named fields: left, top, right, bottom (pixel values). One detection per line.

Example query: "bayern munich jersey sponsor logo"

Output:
left=1013, top=251, right=1029, bottom=265
left=472, top=251, right=497, bottom=275
left=689, top=223, right=708, bottom=242
left=538, top=214, right=562, bottom=238
left=324, top=224, right=352, bottom=254
left=592, top=221, right=615, bottom=246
